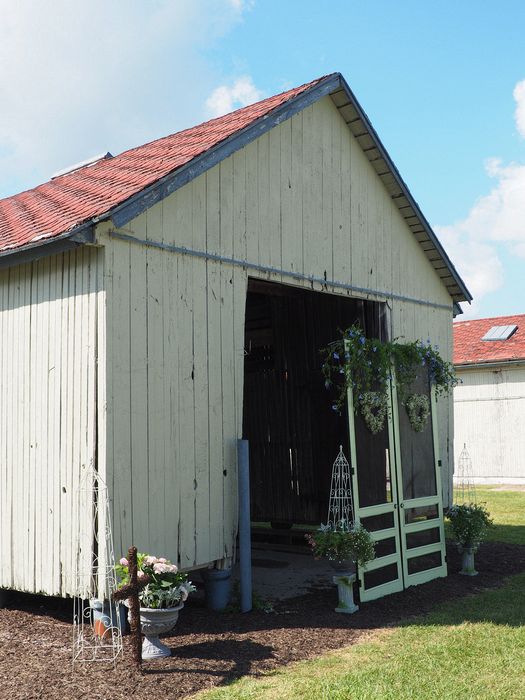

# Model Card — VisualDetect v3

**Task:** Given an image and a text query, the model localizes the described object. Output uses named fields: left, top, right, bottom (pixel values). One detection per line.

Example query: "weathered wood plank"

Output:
left=268, top=127, right=281, bottom=272
left=244, top=140, right=259, bottom=266
left=159, top=192, right=181, bottom=565
left=220, top=261, right=236, bottom=558
left=256, top=134, right=270, bottom=268
left=110, top=239, right=133, bottom=558
left=301, top=105, right=315, bottom=279
left=192, top=177, right=211, bottom=565
left=146, top=203, right=167, bottom=557
left=175, top=184, right=197, bottom=568
left=47, top=255, right=59, bottom=594
left=129, top=215, right=150, bottom=551
left=321, top=98, right=334, bottom=284
left=205, top=168, right=224, bottom=561
left=290, top=112, right=304, bottom=275
left=1, top=268, right=12, bottom=587
left=279, top=118, right=293, bottom=274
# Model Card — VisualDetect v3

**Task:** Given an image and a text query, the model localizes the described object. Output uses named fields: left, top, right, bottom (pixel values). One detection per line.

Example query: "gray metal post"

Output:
left=237, top=439, right=252, bottom=613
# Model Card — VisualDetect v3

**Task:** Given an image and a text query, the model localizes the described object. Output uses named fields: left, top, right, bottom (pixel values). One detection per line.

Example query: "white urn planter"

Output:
left=459, top=546, right=478, bottom=577
left=330, top=560, right=359, bottom=614
left=129, top=603, right=184, bottom=660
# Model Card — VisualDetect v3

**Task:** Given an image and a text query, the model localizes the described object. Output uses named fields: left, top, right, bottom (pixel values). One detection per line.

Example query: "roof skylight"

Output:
left=481, top=325, right=518, bottom=341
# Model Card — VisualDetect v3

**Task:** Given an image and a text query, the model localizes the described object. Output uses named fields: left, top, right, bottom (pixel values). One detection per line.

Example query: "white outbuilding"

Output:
left=454, top=314, right=525, bottom=484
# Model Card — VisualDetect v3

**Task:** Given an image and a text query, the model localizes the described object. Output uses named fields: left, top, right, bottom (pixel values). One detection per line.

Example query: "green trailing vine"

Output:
left=321, top=324, right=457, bottom=424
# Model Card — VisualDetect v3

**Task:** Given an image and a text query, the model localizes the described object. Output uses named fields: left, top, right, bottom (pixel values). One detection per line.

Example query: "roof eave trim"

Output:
left=453, top=301, right=463, bottom=317
left=0, top=223, right=95, bottom=270
left=336, top=75, right=472, bottom=305
left=455, top=358, right=525, bottom=370
left=104, top=73, right=342, bottom=230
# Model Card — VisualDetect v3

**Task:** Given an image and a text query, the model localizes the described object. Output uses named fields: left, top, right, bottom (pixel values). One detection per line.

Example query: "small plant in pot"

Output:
left=447, top=503, right=493, bottom=576
left=115, top=553, right=196, bottom=659
left=306, top=520, right=375, bottom=614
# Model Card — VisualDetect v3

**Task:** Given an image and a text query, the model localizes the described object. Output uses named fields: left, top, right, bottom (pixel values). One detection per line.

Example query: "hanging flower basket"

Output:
left=359, top=391, right=388, bottom=434
left=405, top=393, right=430, bottom=432
left=321, top=323, right=457, bottom=414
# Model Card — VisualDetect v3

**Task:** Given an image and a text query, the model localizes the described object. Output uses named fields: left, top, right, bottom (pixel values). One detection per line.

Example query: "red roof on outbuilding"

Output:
left=0, top=76, right=328, bottom=254
left=453, top=314, right=525, bottom=365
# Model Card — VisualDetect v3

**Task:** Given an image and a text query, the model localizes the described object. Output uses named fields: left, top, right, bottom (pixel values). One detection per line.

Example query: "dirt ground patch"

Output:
left=1, top=541, right=524, bottom=700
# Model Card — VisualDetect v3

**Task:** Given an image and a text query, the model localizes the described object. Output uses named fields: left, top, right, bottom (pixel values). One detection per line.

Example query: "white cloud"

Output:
left=0, top=0, right=249, bottom=197
left=513, top=79, right=525, bottom=138
left=436, top=78, right=525, bottom=318
left=227, top=0, right=255, bottom=9
left=205, top=76, right=264, bottom=118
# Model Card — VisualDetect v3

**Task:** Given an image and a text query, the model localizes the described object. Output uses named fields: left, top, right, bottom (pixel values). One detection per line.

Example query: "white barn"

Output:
left=454, top=314, right=525, bottom=483
left=0, top=73, right=471, bottom=603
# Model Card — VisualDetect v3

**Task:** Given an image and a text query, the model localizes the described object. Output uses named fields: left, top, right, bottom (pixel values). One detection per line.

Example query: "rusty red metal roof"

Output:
left=0, top=76, right=329, bottom=254
left=454, top=314, right=525, bottom=365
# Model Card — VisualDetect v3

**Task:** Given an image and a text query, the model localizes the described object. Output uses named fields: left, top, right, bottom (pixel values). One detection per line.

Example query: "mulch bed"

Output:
left=1, top=541, right=524, bottom=700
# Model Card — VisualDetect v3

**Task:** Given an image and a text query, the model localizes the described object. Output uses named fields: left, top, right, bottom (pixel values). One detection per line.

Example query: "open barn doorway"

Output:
left=242, top=278, right=387, bottom=597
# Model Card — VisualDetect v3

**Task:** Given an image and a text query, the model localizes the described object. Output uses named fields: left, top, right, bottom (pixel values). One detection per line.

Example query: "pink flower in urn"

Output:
left=153, top=562, right=171, bottom=574
left=116, top=551, right=195, bottom=608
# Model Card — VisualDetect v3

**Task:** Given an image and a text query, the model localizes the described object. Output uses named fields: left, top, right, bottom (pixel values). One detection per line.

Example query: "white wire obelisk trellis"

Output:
left=454, top=443, right=477, bottom=505
left=327, top=445, right=355, bottom=528
left=72, top=467, right=123, bottom=665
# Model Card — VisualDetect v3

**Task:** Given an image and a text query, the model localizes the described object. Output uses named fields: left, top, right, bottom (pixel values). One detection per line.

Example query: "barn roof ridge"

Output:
left=0, top=72, right=471, bottom=304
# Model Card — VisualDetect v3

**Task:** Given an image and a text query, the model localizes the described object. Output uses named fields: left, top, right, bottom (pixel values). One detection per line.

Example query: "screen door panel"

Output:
left=347, top=385, right=404, bottom=602
left=392, top=371, right=447, bottom=587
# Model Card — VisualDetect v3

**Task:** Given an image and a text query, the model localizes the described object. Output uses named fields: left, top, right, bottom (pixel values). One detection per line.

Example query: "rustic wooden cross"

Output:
left=112, top=546, right=150, bottom=668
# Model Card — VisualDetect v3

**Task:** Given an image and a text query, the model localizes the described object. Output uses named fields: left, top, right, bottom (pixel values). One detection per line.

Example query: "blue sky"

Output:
left=1, top=0, right=524, bottom=319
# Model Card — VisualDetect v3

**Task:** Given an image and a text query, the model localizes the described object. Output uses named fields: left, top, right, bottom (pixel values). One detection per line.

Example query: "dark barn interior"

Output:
left=242, top=279, right=387, bottom=533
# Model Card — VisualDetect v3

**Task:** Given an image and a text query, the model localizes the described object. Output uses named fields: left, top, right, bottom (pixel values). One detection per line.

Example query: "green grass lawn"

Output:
left=195, top=487, right=525, bottom=700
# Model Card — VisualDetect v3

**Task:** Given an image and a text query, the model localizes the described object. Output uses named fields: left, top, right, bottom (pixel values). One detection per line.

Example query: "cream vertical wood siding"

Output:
left=454, top=365, right=525, bottom=483
left=0, top=247, right=105, bottom=595
left=102, top=95, right=455, bottom=569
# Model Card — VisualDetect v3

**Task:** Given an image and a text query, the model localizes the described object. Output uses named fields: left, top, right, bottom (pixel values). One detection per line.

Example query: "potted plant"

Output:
left=306, top=520, right=375, bottom=613
left=447, top=503, right=493, bottom=576
left=115, top=553, right=196, bottom=659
